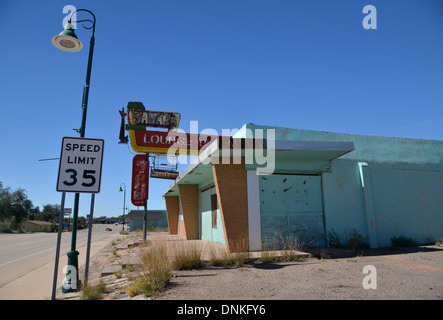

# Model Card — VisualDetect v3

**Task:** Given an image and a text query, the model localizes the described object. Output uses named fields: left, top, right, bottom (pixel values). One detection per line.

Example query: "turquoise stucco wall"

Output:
left=322, top=160, right=443, bottom=247
left=236, top=123, right=442, bottom=167
left=199, top=187, right=225, bottom=245
left=321, top=160, right=367, bottom=242
left=237, top=124, right=443, bottom=248
left=360, top=162, right=442, bottom=245
left=129, top=211, right=168, bottom=231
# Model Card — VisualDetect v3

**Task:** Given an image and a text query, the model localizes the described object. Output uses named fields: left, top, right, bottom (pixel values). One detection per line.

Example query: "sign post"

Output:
left=51, top=192, right=65, bottom=300
left=55, top=137, right=104, bottom=294
left=143, top=153, right=149, bottom=244
left=83, top=193, right=95, bottom=286
left=131, top=154, right=150, bottom=243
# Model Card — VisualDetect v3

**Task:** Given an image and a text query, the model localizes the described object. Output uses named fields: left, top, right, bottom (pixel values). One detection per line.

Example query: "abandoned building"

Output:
left=162, top=123, right=443, bottom=252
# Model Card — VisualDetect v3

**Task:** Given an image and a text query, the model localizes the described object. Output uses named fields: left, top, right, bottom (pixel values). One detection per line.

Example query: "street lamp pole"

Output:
left=52, top=9, right=96, bottom=293
left=119, top=183, right=126, bottom=231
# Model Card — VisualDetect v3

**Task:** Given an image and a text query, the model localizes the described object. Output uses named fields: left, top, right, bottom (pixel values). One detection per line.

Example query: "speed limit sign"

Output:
left=57, top=137, right=105, bottom=193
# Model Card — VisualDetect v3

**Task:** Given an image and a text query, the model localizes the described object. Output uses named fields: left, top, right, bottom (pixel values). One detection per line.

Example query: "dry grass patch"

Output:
left=171, top=242, right=204, bottom=270
left=128, top=243, right=172, bottom=297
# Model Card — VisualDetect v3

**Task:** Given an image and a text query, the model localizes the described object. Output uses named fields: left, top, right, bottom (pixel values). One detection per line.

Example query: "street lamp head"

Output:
left=119, top=186, right=123, bottom=192
left=52, top=23, right=83, bottom=52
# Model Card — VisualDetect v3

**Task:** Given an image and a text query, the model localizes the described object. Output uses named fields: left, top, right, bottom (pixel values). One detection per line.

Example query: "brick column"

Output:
left=212, top=162, right=249, bottom=252
left=165, top=196, right=179, bottom=235
left=178, top=218, right=186, bottom=237
left=178, top=184, right=199, bottom=240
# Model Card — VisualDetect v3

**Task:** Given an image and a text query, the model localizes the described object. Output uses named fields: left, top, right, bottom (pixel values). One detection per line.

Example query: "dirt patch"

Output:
left=154, top=246, right=443, bottom=300
left=58, top=232, right=443, bottom=301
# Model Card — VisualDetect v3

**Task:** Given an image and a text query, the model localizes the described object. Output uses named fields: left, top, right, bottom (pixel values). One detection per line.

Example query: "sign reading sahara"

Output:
left=131, top=154, right=149, bottom=206
left=127, top=109, right=181, bottom=131
left=125, top=101, right=181, bottom=131
left=57, top=137, right=105, bottom=193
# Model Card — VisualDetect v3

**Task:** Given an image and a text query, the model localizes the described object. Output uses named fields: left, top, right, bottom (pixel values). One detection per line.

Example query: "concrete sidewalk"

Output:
left=0, top=232, right=121, bottom=300
left=48, top=231, right=443, bottom=300
left=54, top=231, right=311, bottom=300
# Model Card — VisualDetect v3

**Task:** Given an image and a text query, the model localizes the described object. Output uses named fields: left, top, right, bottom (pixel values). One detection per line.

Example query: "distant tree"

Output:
left=22, top=199, right=34, bottom=213
left=0, top=181, right=30, bottom=230
left=35, top=204, right=60, bottom=222
left=9, top=188, right=28, bottom=226
left=0, top=182, right=10, bottom=221
left=94, top=216, right=108, bottom=224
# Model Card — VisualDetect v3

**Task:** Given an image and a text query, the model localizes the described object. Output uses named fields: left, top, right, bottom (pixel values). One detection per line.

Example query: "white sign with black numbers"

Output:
left=57, top=137, right=105, bottom=193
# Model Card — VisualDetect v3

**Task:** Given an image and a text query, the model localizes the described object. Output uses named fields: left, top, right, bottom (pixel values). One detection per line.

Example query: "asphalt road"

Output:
left=0, top=224, right=121, bottom=299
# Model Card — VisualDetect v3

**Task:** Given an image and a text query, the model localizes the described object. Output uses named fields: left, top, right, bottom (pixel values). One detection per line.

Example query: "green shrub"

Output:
left=81, top=281, right=106, bottom=300
left=327, top=229, right=345, bottom=248
left=391, top=235, right=418, bottom=247
left=129, top=243, right=172, bottom=297
left=346, top=230, right=369, bottom=251
left=328, top=229, right=369, bottom=251
left=129, top=269, right=172, bottom=297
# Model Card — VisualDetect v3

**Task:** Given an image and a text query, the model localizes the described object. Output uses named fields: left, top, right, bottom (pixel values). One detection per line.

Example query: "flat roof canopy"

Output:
left=163, top=139, right=354, bottom=197
left=272, top=140, right=354, bottom=160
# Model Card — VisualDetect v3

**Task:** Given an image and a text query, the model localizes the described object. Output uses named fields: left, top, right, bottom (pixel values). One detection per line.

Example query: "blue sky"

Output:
left=1, top=0, right=442, bottom=218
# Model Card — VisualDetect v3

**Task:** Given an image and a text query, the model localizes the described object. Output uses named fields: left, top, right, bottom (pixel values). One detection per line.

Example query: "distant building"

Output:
left=163, top=123, right=443, bottom=252
left=22, top=220, right=54, bottom=232
left=126, top=210, right=168, bottom=232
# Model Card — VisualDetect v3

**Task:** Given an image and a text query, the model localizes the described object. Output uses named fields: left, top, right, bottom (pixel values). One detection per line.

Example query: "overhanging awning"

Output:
left=272, top=140, right=355, bottom=160
left=162, top=139, right=354, bottom=197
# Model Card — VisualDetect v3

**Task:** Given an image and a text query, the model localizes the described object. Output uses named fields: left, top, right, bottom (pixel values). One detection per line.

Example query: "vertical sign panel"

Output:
left=131, top=154, right=149, bottom=206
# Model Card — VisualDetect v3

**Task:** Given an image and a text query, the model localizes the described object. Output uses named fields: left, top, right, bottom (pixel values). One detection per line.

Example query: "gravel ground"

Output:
left=59, top=233, right=443, bottom=302
left=154, top=246, right=443, bottom=300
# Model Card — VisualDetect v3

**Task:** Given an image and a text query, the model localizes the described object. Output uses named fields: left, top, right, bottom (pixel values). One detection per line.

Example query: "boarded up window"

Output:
left=211, top=194, right=218, bottom=229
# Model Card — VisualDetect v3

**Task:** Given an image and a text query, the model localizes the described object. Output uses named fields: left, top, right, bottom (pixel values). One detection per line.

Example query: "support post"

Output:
left=84, top=193, right=95, bottom=285
left=143, top=153, right=150, bottom=244
left=144, top=200, right=148, bottom=244
left=52, top=192, right=66, bottom=300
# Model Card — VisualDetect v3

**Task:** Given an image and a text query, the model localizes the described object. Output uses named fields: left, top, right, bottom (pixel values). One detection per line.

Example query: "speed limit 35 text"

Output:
left=65, top=143, right=101, bottom=165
